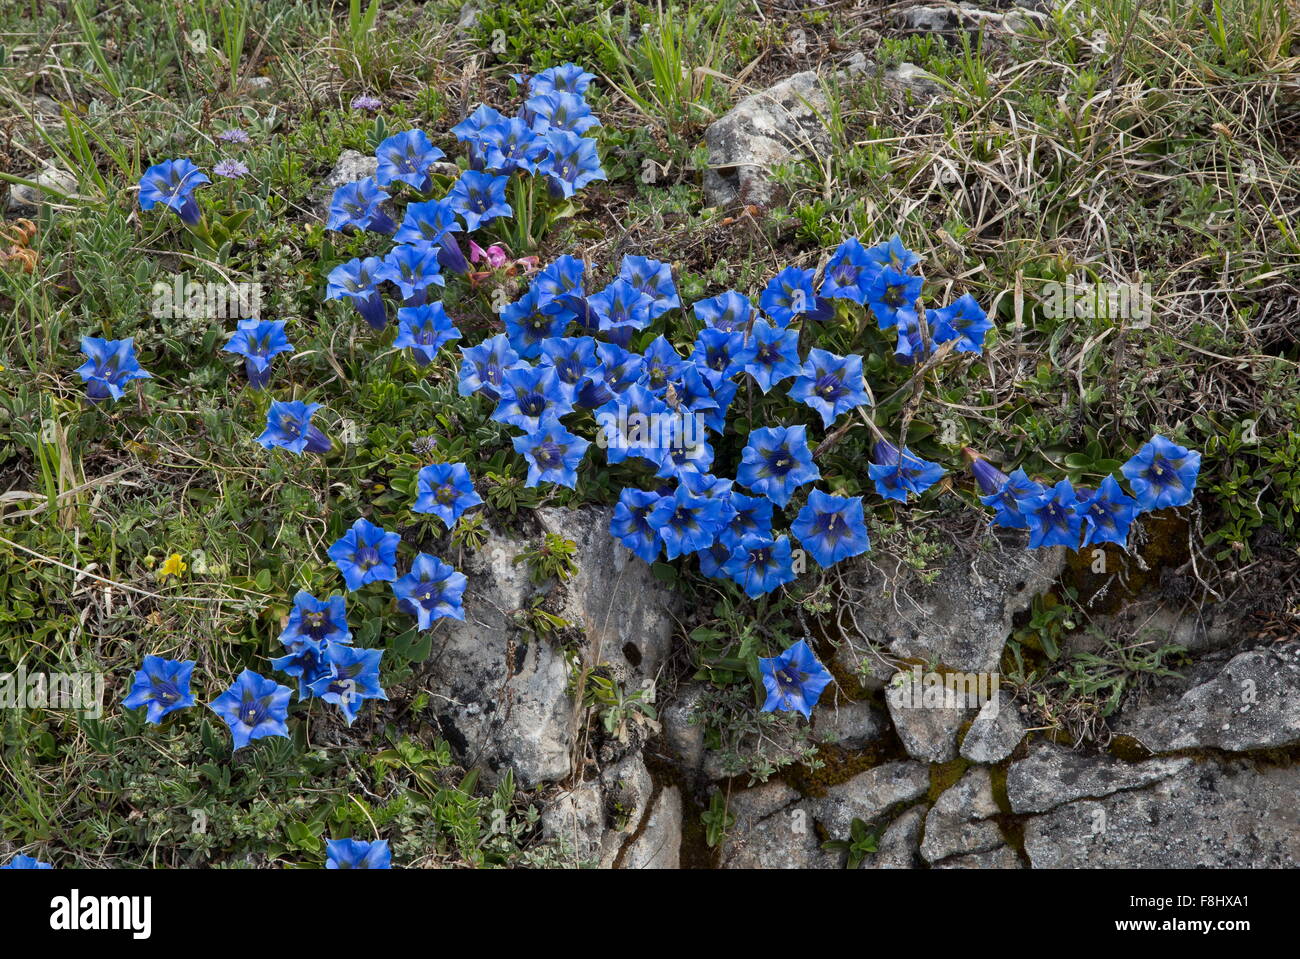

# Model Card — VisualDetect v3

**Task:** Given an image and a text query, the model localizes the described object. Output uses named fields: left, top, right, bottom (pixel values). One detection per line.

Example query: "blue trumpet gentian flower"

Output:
left=866, top=266, right=924, bottom=330
left=375, top=129, right=445, bottom=192
left=1121, top=434, right=1201, bottom=511
left=540, top=130, right=606, bottom=198
left=393, top=303, right=461, bottom=366
left=1024, top=479, right=1085, bottom=549
left=138, top=158, right=209, bottom=225
left=222, top=318, right=293, bottom=389
left=788, top=348, right=868, bottom=428
left=868, top=440, right=945, bottom=502
left=693, top=290, right=752, bottom=331
left=459, top=333, right=524, bottom=402
left=618, top=255, right=680, bottom=320
left=737, top=425, right=821, bottom=508
left=1076, top=475, right=1139, bottom=548
left=447, top=170, right=512, bottom=231
left=122, top=655, right=196, bottom=723
left=394, top=198, right=463, bottom=246
left=724, top=533, right=796, bottom=598
left=743, top=319, right=801, bottom=393
left=759, top=639, right=833, bottom=719
left=309, top=644, right=386, bottom=725
left=208, top=669, right=292, bottom=750
left=492, top=364, right=575, bottom=431
left=77, top=336, right=151, bottom=402
left=280, top=592, right=352, bottom=648
left=392, top=553, right=467, bottom=629
left=760, top=266, right=833, bottom=326
left=820, top=237, right=878, bottom=304
left=413, top=462, right=483, bottom=527
left=258, top=400, right=331, bottom=454
left=328, top=519, right=401, bottom=591
left=514, top=415, right=590, bottom=488
left=0, top=855, right=53, bottom=869
left=610, top=488, right=665, bottom=563
left=326, top=838, right=391, bottom=870
left=326, top=256, right=388, bottom=330
left=792, top=489, right=871, bottom=567
left=326, top=178, right=395, bottom=234
left=648, top=485, right=728, bottom=560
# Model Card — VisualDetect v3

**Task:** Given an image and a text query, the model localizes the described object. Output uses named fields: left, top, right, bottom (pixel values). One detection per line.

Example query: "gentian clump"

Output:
left=328, top=519, right=400, bottom=590
left=759, top=639, right=833, bottom=719
left=540, top=130, right=606, bottom=199
left=270, top=637, right=331, bottom=700
left=208, top=669, right=292, bottom=750
left=502, top=286, right=570, bottom=359
left=492, top=364, right=575, bottom=431
left=649, top=485, right=728, bottom=560
left=392, top=554, right=467, bottom=629
left=819, top=237, right=877, bottom=304
left=77, top=336, right=151, bottom=402
left=280, top=592, right=352, bottom=647
left=618, top=255, right=680, bottom=320
left=121, top=655, right=196, bottom=723
left=866, top=266, right=924, bottom=329
left=459, top=333, right=524, bottom=401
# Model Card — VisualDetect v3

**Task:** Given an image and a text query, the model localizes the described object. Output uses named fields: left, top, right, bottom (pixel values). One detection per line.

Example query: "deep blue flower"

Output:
left=1121, top=434, right=1201, bottom=511
left=594, top=384, right=672, bottom=465
left=864, top=235, right=922, bottom=273
left=588, top=278, right=653, bottom=343
left=534, top=254, right=586, bottom=302
left=223, top=319, right=293, bottom=389
left=280, top=592, right=352, bottom=648
left=788, top=349, right=868, bottom=429
left=139, top=158, right=209, bottom=225
left=540, top=130, right=606, bottom=198
left=413, top=462, right=483, bottom=527
left=759, top=266, right=833, bottom=326
left=866, top=266, right=924, bottom=329
left=610, top=488, right=665, bottom=563
left=891, top=308, right=935, bottom=365
left=931, top=293, right=992, bottom=354
left=595, top=342, right=644, bottom=394
left=436, top=231, right=471, bottom=275
left=77, top=336, right=151, bottom=402
left=792, top=489, right=871, bottom=567
left=121, top=655, right=196, bottom=723
left=724, top=534, right=796, bottom=598
left=868, top=440, right=945, bottom=502
left=696, top=539, right=734, bottom=579
left=503, top=286, right=569, bottom=359
left=375, top=129, right=445, bottom=192
left=447, top=170, right=512, bottom=231
left=309, top=644, right=386, bottom=725
left=743, top=318, right=801, bottom=393
left=526, top=62, right=597, bottom=97
left=525, top=91, right=600, bottom=135
left=539, top=336, right=600, bottom=394
left=737, top=425, right=821, bottom=508
left=1025, top=479, right=1085, bottom=549
left=451, top=105, right=507, bottom=168
left=648, top=485, right=728, bottom=559
left=819, top=237, right=879, bottom=304
left=377, top=244, right=445, bottom=305
left=660, top=366, right=720, bottom=422
left=759, top=639, right=833, bottom=719
left=0, top=855, right=53, bottom=869
left=479, top=117, right=550, bottom=174
left=720, top=490, right=774, bottom=547
left=392, top=553, right=467, bottom=629
left=700, top=377, right=738, bottom=435
left=512, top=413, right=590, bottom=485
left=653, top=418, right=713, bottom=479
left=270, top=637, right=331, bottom=700
left=492, top=364, right=575, bottom=431
left=326, top=256, right=388, bottom=330
left=326, top=177, right=395, bottom=234
left=326, top=838, right=391, bottom=870
left=969, top=457, right=1044, bottom=530
left=618, top=255, right=679, bottom=320
left=640, top=335, right=686, bottom=390
left=692, top=290, right=752, bottom=332
left=514, top=415, right=590, bottom=488
left=459, top=333, right=524, bottom=401
left=1076, top=475, right=1139, bottom=548
left=328, top=519, right=400, bottom=591
left=208, top=669, right=292, bottom=750
left=692, top=327, right=755, bottom=384
left=258, top=400, right=331, bottom=454
left=394, top=303, right=461, bottom=366
left=394, top=198, right=463, bottom=246
left=451, top=175, right=515, bottom=238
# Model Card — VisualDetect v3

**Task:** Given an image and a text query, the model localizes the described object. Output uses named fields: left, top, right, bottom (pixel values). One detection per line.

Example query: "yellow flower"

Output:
left=157, top=553, right=188, bottom=581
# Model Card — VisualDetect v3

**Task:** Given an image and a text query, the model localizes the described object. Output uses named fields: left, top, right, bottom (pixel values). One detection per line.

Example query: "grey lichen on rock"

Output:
left=1116, top=642, right=1300, bottom=753
left=920, top=766, right=1003, bottom=862
left=959, top=691, right=1026, bottom=764
left=885, top=670, right=975, bottom=763
left=1006, top=742, right=1192, bottom=815
left=720, top=781, right=836, bottom=869
left=812, top=759, right=930, bottom=840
